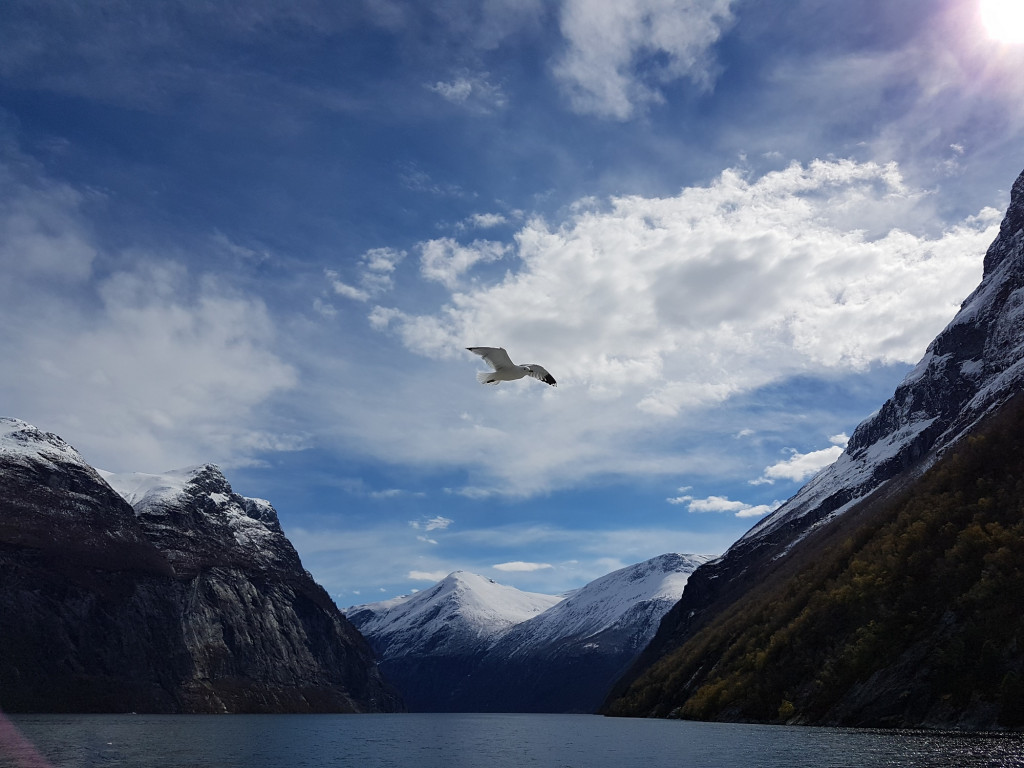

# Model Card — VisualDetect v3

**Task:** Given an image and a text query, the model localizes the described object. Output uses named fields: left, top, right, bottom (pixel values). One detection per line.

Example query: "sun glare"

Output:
left=980, top=0, right=1024, bottom=43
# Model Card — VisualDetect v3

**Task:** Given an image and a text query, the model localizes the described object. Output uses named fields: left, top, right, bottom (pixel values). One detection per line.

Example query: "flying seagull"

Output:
left=467, top=347, right=557, bottom=387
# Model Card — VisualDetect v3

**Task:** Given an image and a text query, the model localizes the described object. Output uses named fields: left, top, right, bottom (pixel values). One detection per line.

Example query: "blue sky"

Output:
left=2, top=0, right=1024, bottom=604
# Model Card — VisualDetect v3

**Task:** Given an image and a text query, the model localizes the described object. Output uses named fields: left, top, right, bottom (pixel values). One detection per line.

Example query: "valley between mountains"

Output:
left=4, top=167, right=1024, bottom=728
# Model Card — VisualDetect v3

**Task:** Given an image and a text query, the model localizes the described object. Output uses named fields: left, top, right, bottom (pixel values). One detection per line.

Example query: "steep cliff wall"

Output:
left=0, top=419, right=401, bottom=713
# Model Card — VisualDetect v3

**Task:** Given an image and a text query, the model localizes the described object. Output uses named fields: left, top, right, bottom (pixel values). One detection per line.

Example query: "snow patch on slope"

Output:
left=99, top=467, right=197, bottom=507
left=101, top=465, right=283, bottom=557
left=500, top=553, right=712, bottom=654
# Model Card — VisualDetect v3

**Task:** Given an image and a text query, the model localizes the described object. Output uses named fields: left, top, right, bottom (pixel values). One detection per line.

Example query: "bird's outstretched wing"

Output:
left=525, top=364, right=557, bottom=386
left=467, top=346, right=514, bottom=371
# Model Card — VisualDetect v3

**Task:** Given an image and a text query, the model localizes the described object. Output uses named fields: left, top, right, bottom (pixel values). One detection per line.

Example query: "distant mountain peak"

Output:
left=0, top=417, right=92, bottom=470
left=347, top=571, right=561, bottom=661
left=349, top=553, right=710, bottom=712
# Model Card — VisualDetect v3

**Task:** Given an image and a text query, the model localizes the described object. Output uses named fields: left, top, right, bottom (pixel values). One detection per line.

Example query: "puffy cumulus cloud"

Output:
left=376, top=160, right=995, bottom=410
left=668, top=493, right=780, bottom=519
left=353, top=159, right=996, bottom=496
left=553, top=0, right=736, bottom=119
left=492, top=560, right=553, bottom=572
left=753, top=433, right=849, bottom=485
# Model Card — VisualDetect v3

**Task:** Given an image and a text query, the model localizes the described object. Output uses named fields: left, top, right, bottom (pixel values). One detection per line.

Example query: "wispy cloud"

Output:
left=427, top=72, right=507, bottom=113
left=457, top=212, right=517, bottom=231
left=553, top=0, right=736, bottom=119
left=409, top=569, right=449, bottom=581
left=410, top=515, right=454, bottom=532
left=0, top=155, right=299, bottom=472
left=419, top=238, right=509, bottom=289
left=327, top=247, right=406, bottom=303
left=492, top=561, right=553, bottom=572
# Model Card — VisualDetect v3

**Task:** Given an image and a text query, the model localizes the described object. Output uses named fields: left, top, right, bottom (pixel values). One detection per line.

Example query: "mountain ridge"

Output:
left=349, top=553, right=708, bottom=712
left=0, top=418, right=401, bottom=714
left=604, top=165, right=1024, bottom=729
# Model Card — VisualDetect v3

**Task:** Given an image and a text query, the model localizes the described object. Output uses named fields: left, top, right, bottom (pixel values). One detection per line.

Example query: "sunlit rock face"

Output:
left=0, top=420, right=401, bottom=714
left=606, top=166, right=1024, bottom=728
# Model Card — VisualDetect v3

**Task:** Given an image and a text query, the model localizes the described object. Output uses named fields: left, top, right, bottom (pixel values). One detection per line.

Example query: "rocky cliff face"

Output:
left=604, top=167, right=1024, bottom=728
left=0, top=419, right=401, bottom=713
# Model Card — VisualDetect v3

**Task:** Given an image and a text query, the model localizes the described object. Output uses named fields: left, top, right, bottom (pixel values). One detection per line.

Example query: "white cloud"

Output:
left=3, top=262, right=299, bottom=472
left=408, top=570, right=449, bottom=582
left=427, top=72, right=507, bottom=112
left=753, top=433, right=849, bottom=485
left=327, top=247, right=406, bottom=302
left=734, top=503, right=780, bottom=519
left=312, top=298, right=338, bottom=317
left=327, top=277, right=370, bottom=302
left=430, top=78, right=472, bottom=102
left=410, top=515, right=454, bottom=532
left=0, top=156, right=300, bottom=473
left=669, top=494, right=780, bottom=519
left=458, top=212, right=512, bottom=231
left=553, top=0, right=736, bottom=119
left=419, top=238, right=509, bottom=289
left=356, top=160, right=995, bottom=494
left=292, top=520, right=732, bottom=599
left=0, top=162, right=97, bottom=282
left=492, top=561, right=553, bottom=572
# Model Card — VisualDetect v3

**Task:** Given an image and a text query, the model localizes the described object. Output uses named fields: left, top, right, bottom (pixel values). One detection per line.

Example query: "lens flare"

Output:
left=980, top=0, right=1024, bottom=43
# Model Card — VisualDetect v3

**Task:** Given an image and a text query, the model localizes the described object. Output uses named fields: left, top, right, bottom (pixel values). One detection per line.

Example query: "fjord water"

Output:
left=7, top=713, right=1024, bottom=768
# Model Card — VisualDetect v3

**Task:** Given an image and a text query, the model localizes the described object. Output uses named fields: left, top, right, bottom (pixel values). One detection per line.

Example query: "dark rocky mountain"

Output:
left=0, top=419, right=401, bottom=713
left=348, top=554, right=707, bottom=712
left=604, top=167, right=1024, bottom=728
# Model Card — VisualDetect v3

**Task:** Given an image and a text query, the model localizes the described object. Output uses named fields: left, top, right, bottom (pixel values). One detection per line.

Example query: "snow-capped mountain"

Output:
left=465, top=553, right=710, bottom=712
left=734, top=166, right=1024, bottom=559
left=606, top=166, right=1024, bottom=727
left=491, top=553, right=711, bottom=657
left=100, top=465, right=293, bottom=576
left=346, top=571, right=560, bottom=711
left=0, top=421, right=400, bottom=714
left=347, top=570, right=562, bottom=659
left=1, top=417, right=96, bottom=470
left=0, top=417, right=153, bottom=556
left=348, top=554, right=708, bottom=712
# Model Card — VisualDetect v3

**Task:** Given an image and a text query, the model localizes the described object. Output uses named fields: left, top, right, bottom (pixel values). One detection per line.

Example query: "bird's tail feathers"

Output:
left=476, top=372, right=500, bottom=385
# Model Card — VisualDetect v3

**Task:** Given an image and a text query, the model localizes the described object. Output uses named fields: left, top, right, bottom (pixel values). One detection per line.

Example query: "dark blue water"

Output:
left=4, top=713, right=1024, bottom=768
